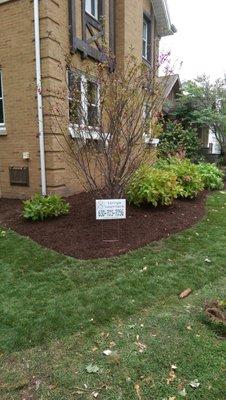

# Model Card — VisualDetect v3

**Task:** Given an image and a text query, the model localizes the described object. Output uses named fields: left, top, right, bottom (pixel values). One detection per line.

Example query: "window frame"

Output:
left=0, top=69, right=6, bottom=131
left=68, top=70, right=100, bottom=139
left=142, top=19, right=148, bottom=60
left=142, top=13, right=152, bottom=63
left=85, top=0, right=99, bottom=21
left=86, top=79, right=100, bottom=127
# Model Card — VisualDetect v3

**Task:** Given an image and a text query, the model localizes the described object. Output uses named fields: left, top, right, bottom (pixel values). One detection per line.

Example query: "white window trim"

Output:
left=0, top=70, right=6, bottom=134
left=85, top=0, right=99, bottom=20
left=68, top=72, right=101, bottom=140
left=142, top=19, right=148, bottom=60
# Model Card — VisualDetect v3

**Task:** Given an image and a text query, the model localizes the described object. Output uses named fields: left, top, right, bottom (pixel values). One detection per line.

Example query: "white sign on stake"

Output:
left=96, top=199, right=126, bottom=220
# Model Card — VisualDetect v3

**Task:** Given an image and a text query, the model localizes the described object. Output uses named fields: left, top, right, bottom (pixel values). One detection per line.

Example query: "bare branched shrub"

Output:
left=52, top=52, right=173, bottom=198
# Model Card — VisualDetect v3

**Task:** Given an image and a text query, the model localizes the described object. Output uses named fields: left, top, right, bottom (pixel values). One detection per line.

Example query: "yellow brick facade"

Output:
left=0, top=0, right=162, bottom=198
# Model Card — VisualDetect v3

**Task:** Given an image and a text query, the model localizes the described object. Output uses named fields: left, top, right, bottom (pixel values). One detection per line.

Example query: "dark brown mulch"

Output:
left=0, top=190, right=211, bottom=259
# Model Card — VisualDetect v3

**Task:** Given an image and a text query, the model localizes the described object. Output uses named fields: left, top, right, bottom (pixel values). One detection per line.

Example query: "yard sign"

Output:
left=96, top=199, right=126, bottom=220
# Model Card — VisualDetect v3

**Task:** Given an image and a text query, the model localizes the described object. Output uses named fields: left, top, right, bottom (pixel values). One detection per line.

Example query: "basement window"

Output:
left=85, top=0, right=99, bottom=20
left=0, top=70, right=6, bottom=133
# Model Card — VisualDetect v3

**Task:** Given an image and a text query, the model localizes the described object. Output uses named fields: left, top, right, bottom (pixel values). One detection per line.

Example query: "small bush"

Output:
left=23, top=194, right=70, bottom=221
left=155, top=157, right=204, bottom=198
left=127, top=164, right=181, bottom=207
left=196, top=163, right=224, bottom=190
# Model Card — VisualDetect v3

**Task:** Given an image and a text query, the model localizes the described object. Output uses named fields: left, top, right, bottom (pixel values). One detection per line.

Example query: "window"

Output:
left=142, top=16, right=151, bottom=62
left=68, top=73, right=82, bottom=125
left=86, top=80, right=99, bottom=126
left=68, top=71, right=99, bottom=129
left=85, top=0, right=99, bottom=19
left=142, top=20, right=148, bottom=60
left=0, top=70, right=5, bottom=128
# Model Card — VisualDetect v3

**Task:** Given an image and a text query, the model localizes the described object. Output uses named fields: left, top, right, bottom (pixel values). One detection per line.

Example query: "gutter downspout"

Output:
left=34, top=0, right=47, bottom=196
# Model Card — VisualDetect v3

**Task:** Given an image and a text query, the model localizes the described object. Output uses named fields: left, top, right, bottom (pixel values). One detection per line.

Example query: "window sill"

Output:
left=69, top=125, right=100, bottom=140
left=0, top=126, right=7, bottom=136
left=69, top=125, right=109, bottom=142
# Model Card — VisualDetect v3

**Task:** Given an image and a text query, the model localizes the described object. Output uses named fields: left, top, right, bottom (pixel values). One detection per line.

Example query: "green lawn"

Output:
left=0, top=191, right=225, bottom=399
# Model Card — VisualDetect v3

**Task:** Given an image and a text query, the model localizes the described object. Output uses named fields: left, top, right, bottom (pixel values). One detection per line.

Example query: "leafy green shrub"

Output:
left=155, top=157, right=204, bottom=198
left=127, top=164, right=181, bottom=207
left=158, top=122, right=201, bottom=161
left=23, top=194, right=70, bottom=221
left=196, top=163, right=224, bottom=190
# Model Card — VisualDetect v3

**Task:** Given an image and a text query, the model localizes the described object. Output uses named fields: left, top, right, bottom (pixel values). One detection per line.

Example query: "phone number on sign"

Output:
left=97, top=209, right=124, bottom=218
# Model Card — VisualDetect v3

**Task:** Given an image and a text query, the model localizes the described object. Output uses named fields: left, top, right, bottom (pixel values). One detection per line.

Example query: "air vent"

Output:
left=9, top=166, right=29, bottom=186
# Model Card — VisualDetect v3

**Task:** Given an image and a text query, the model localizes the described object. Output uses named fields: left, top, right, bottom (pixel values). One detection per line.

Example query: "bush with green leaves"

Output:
left=23, top=194, right=70, bottom=221
left=196, top=163, right=224, bottom=190
left=158, top=121, right=201, bottom=161
left=127, top=164, right=181, bottom=207
left=155, top=157, right=204, bottom=198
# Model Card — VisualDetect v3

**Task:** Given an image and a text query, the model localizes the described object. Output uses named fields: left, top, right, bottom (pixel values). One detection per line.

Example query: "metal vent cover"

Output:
left=9, top=166, right=29, bottom=187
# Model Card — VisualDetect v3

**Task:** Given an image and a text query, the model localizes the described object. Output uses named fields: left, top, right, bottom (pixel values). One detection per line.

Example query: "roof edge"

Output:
left=152, top=0, right=177, bottom=37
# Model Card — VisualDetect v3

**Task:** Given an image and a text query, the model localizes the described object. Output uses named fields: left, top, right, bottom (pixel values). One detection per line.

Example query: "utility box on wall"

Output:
left=9, top=166, right=29, bottom=187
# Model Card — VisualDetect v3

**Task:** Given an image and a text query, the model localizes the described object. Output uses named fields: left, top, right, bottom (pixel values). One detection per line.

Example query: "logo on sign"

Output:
left=96, top=199, right=126, bottom=220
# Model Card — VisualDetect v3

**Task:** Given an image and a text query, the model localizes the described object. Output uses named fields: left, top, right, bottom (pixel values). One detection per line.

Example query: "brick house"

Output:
left=0, top=0, right=175, bottom=199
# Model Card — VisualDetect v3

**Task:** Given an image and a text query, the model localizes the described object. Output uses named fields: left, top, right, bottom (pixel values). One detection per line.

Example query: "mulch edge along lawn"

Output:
left=0, top=189, right=210, bottom=259
left=0, top=191, right=225, bottom=399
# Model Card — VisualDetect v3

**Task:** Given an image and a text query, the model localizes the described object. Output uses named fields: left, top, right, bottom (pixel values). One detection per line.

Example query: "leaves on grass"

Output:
left=134, top=383, right=142, bottom=400
left=35, top=379, right=41, bottom=390
left=103, top=349, right=112, bottom=356
left=189, top=379, right=200, bottom=388
left=179, top=288, right=192, bottom=299
left=85, top=364, right=100, bottom=374
left=186, top=325, right=193, bottom=331
left=178, top=388, right=187, bottom=397
left=139, top=266, right=148, bottom=273
left=166, top=366, right=176, bottom=385
left=135, top=341, right=147, bottom=353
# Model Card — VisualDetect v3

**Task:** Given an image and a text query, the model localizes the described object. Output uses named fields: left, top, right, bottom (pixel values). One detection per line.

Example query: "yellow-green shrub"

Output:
left=127, top=165, right=181, bottom=207
left=155, top=157, right=204, bottom=198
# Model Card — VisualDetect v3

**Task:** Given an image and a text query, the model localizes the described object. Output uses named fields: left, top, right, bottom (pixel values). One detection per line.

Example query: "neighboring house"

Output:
left=144, top=74, right=181, bottom=147
left=198, top=127, right=221, bottom=156
left=159, top=74, right=181, bottom=114
left=157, top=74, right=222, bottom=157
left=0, top=0, right=175, bottom=199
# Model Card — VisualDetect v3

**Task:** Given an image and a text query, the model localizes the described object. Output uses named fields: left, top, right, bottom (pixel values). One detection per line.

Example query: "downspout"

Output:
left=34, top=0, right=47, bottom=196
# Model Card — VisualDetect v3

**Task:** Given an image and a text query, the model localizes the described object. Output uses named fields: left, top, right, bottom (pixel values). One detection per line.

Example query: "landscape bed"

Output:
left=0, top=189, right=209, bottom=259
left=0, top=190, right=225, bottom=399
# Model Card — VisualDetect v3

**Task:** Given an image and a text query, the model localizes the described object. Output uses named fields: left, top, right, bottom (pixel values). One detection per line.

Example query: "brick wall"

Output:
left=0, top=0, right=160, bottom=198
left=0, top=0, right=40, bottom=198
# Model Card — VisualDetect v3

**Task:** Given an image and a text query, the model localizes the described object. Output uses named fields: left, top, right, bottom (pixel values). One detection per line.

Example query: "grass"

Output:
left=0, top=191, right=225, bottom=399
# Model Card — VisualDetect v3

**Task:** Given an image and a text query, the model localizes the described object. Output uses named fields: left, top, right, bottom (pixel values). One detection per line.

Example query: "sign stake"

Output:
left=96, top=199, right=126, bottom=243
